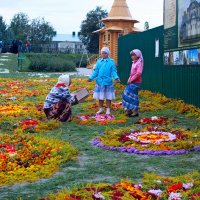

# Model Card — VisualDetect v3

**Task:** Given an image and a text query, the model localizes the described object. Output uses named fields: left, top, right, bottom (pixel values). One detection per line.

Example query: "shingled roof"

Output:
left=102, top=0, right=139, bottom=23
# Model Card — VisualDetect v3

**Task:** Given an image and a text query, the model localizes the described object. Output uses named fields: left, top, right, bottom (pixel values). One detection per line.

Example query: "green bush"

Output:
left=25, top=53, right=92, bottom=72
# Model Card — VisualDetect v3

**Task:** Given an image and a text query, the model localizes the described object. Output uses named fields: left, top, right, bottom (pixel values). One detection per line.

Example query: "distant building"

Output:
left=53, top=32, right=84, bottom=53
left=180, top=0, right=200, bottom=43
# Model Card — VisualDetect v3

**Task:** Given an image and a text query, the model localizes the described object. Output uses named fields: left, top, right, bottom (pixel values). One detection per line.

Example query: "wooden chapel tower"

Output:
left=93, top=0, right=141, bottom=65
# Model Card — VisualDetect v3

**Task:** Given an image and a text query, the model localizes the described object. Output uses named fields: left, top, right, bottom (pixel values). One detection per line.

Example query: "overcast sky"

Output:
left=1, top=0, right=164, bottom=34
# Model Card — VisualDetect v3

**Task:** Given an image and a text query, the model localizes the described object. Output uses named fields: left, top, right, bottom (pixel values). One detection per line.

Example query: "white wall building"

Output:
left=53, top=32, right=84, bottom=53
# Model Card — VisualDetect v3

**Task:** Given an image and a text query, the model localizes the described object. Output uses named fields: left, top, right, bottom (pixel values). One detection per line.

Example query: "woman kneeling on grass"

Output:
left=43, top=74, right=78, bottom=122
left=122, top=49, right=144, bottom=117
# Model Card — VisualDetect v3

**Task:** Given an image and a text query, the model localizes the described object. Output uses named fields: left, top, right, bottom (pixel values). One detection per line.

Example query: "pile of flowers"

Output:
left=138, top=116, right=177, bottom=125
left=0, top=133, right=78, bottom=186
left=139, top=101, right=164, bottom=113
left=112, top=102, right=122, bottom=110
left=75, top=114, right=127, bottom=125
left=92, top=126, right=200, bottom=155
left=0, top=105, right=28, bottom=115
left=0, top=79, right=51, bottom=103
left=140, top=90, right=200, bottom=121
left=43, top=171, right=200, bottom=200
left=19, top=119, right=39, bottom=131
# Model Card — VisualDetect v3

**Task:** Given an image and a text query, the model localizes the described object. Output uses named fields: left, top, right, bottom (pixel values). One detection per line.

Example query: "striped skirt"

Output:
left=93, top=84, right=115, bottom=100
left=122, top=83, right=141, bottom=111
left=44, top=100, right=72, bottom=122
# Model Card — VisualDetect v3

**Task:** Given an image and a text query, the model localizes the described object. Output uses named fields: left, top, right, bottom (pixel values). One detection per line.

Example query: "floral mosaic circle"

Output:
left=43, top=172, right=200, bottom=200
left=92, top=126, right=200, bottom=155
left=127, top=130, right=176, bottom=144
left=0, top=133, right=78, bottom=186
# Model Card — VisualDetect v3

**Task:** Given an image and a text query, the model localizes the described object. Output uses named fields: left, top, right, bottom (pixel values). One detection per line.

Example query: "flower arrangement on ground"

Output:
left=42, top=171, right=199, bottom=200
left=92, top=126, right=200, bottom=155
left=75, top=113, right=127, bottom=125
left=0, top=133, right=78, bottom=186
left=138, top=116, right=177, bottom=125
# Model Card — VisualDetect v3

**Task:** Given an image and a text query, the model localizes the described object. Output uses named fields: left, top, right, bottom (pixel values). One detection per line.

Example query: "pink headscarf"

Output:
left=130, top=49, right=144, bottom=66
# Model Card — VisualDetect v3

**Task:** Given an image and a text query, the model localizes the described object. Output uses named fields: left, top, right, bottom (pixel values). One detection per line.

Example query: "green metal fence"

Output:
left=118, top=26, right=200, bottom=108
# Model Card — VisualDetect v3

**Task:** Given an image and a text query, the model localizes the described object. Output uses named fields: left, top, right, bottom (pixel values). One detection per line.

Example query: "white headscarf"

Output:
left=58, top=74, right=70, bottom=86
left=101, top=47, right=110, bottom=55
left=130, top=49, right=144, bottom=66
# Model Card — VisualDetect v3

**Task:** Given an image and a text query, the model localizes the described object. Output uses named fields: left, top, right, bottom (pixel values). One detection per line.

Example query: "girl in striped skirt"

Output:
left=122, top=49, right=144, bottom=117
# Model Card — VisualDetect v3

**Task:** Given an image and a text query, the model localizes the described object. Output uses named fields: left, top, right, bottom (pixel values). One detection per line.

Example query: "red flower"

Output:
left=118, top=133, right=131, bottom=143
left=69, top=194, right=81, bottom=200
left=20, top=119, right=39, bottom=126
left=191, top=192, right=200, bottom=200
left=167, top=182, right=183, bottom=193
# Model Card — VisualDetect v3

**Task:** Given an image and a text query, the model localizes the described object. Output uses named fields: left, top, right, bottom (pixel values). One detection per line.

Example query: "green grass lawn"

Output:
left=0, top=53, right=199, bottom=199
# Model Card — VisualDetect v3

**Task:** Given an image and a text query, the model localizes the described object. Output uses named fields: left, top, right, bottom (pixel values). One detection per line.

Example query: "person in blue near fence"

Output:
left=122, top=49, right=144, bottom=117
left=0, top=41, right=3, bottom=53
left=88, top=47, right=120, bottom=115
left=43, top=74, right=78, bottom=122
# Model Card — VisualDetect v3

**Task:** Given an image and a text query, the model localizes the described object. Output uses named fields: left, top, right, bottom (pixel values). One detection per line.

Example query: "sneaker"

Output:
left=106, top=108, right=110, bottom=115
left=128, top=113, right=139, bottom=117
left=125, top=110, right=133, bottom=116
left=96, top=108, right=103, bottom=114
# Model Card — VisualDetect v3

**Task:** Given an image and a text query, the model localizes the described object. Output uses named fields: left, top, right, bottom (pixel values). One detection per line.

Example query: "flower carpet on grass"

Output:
left=0, top=77, right=200, bottom=193
left=92, top=126, right=200, bottom=155
left=0, top=132, right=78, bottom=186
left=42, top=171, right=200, bottom=200
left=0, top=78, right=80, bottom=186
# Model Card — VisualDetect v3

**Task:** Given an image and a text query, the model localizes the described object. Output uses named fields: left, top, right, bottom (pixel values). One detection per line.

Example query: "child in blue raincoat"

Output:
left=88, top=47, right=120, bottom=115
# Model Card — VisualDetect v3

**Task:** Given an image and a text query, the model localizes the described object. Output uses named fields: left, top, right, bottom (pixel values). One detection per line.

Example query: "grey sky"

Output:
left=0, top=0, right=164, bottom=34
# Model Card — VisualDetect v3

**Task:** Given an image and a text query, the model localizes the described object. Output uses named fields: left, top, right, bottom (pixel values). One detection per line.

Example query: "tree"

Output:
left=10, top=13, right=56, bottom=45
left=10, top=12, right=30, bottom=41
left=79, top=6, right=108, bottom=53
left=144, top=21, right=149, bottom=30
left=0, top=16, right=7, bottom=41
left=5, top=27, right=15, bottom=45
left=30, top=18, right=56, bottom=44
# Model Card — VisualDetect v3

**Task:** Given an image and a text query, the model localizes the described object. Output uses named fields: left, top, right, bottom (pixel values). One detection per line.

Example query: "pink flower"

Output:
left=134, top=184, right=142, bottom=189
left=148, top=189, right=162, bottom=197
left=93, top=192, right=105, bottom=199
left=168, top=192, right=181, bottom=200
left=182, top=182, right=193, bottom=190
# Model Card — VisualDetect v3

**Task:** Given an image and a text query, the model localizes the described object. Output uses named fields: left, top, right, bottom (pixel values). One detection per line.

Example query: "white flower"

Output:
left=134, top=184, right=142, bottom=189
left=11, top=96, right=17, bottom=100
left=148, top=189, right=162, bottom=197
left=183, top=182, right=193, bottom=190
left=155, top=180, right=162, bottom=183
left=8, top=152, right=17, bottom=157
left=93, top=192, right=105, bottom=199
left=168, top=192, right=182, bottom=200
left=151, top=116, right=158, bottom=120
